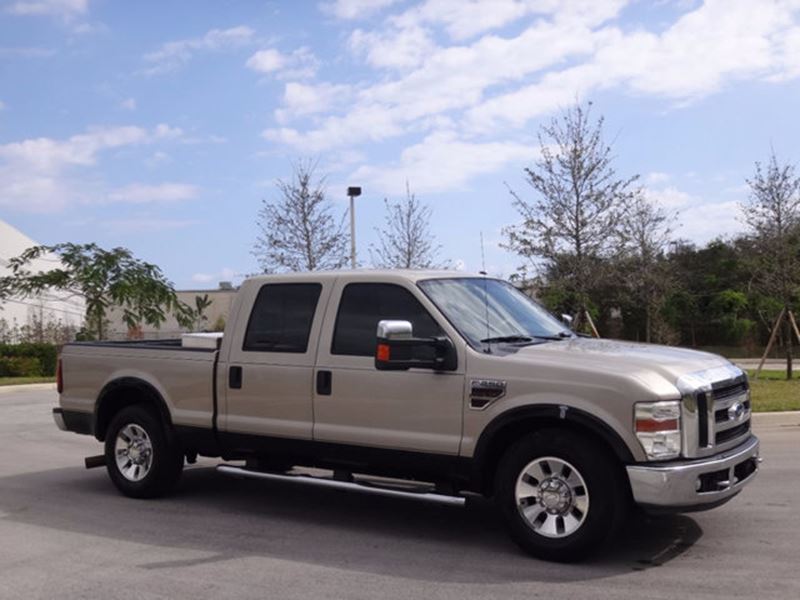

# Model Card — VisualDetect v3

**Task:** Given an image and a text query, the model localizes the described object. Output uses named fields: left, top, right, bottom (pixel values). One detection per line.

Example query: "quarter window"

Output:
left=332, top=283, right=443, bottom=356
left=243, top=283, right=321, bottom=353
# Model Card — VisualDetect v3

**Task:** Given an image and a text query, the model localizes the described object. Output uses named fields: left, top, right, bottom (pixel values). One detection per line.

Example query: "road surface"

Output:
left=1, top=385, right=798, bottom=599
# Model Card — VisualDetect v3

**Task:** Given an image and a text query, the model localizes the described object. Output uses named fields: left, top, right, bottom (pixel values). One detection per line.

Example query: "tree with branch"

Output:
left=0, top=243, right=192, bottom=340
left=503, top=101, right=638, bottom=334
left=619, top=192, right=676, bottom=343
left=742, top=151, right=800, bottom=379
left=369, top=183, right=445, bottom=269
left=253, top=160, right=348, bottom=273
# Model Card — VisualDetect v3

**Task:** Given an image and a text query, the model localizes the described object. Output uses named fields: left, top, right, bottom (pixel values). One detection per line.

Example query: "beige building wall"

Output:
left=105, top=285, right=237, bottom=340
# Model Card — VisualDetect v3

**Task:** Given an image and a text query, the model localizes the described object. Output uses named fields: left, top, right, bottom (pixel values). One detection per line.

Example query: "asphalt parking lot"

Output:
left=1, top=385, right=798, bottom=600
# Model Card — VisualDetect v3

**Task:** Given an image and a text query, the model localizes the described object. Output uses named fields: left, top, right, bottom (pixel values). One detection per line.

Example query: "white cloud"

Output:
left=273, top=0, right=800, bottom=159
left=349, top=130, right=532, bottom=194
left=143, top=26, right=254, bottom=75
left=105, top=183, right=199, bottom=204
left=644, top=185, right=693, bottom=209
left=644, top=184, right=746, bottom=243
left=645, top=171, right=671, bottom=185
left=5, top=0, right=87, bottom=19
left=320, top=0, right=400, bottom=20
left=276, top=82, right=352, bottom=121
left=245, top=46, right=319, bottom=79
left=120, top=97, right=136, bottom=111
left=349, top=24, right=436, bottom=69
left=246, top=49, right=285, bottom=73
left=0, top=124, right=188, bottom=212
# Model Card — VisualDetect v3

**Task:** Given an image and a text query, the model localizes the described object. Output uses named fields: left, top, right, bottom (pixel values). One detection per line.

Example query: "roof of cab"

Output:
left=243, top=269, right=483, bottom=285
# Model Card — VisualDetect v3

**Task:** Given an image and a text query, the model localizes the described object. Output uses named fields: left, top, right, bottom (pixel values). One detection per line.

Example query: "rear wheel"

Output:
left=104, top=405, right=184, bottom=498
left=495, top=428, right=625, bottom=562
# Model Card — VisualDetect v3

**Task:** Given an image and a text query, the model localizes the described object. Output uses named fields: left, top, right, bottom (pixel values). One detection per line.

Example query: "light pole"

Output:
left=347, top=186, right=361, bottom=269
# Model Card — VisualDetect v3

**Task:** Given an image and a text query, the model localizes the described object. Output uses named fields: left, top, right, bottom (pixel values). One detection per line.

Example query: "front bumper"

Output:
left=626, top=435, right=760, bottom=512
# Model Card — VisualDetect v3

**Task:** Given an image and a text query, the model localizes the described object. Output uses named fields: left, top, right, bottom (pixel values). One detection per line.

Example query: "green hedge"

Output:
left=0, top=343, right=58, bottom=377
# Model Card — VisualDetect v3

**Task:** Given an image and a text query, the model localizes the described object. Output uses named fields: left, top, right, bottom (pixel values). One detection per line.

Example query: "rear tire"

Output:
left=104, top=405, right=184, bottom=498
left=495, top=428, right=625, bottom=562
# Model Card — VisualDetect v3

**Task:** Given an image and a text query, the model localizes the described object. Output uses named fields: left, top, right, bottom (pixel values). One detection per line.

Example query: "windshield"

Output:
left=418, top=278, right=571, bottom=349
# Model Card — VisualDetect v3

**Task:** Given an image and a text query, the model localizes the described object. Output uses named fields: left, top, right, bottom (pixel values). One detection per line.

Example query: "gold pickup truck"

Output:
left=53, top=270, right=760, bottom=561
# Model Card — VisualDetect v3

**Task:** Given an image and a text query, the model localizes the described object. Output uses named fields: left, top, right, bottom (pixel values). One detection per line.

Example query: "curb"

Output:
left=752, top=411, right=800, bottom=427
left=0, top=383, right=57, bottom=393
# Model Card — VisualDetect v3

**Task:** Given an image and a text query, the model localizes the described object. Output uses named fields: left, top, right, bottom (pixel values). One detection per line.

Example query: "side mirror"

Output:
left=375, top=319, right=457, bottom=371
left=561, top=313, right=574, bottom=328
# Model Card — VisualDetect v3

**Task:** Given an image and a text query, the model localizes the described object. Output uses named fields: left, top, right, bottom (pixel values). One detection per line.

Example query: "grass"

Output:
left=747, top=370, right=800, bottom=412
left=0, top=376, right=56, bottom=387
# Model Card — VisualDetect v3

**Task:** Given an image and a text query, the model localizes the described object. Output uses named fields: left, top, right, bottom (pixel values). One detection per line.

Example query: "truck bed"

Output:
left=59, top=340, right=219, bottom=433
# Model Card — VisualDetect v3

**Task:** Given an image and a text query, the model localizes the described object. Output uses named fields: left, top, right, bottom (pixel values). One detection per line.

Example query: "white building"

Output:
left=0, top=219, right=86, bottom=339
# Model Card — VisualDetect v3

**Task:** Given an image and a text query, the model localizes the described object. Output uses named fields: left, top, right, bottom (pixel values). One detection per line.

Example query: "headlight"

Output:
left=634, top=401, right=681, bottom=460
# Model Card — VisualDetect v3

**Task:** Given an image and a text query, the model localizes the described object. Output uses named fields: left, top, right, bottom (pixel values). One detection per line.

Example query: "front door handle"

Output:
left=229, top=366, right=243, bottom=389
left=316, top=370, right=332, bottom=395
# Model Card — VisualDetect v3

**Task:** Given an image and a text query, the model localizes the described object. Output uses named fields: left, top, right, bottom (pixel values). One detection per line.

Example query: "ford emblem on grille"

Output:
left=728, top=401, right=745, bottom=422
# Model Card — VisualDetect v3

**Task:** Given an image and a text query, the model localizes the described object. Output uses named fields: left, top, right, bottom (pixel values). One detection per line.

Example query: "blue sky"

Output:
left=2, top=0, right=800, bottom=288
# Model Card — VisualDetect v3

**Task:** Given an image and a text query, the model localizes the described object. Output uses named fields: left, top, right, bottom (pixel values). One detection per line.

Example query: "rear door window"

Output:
left=243, top=283, right=322, bottom=353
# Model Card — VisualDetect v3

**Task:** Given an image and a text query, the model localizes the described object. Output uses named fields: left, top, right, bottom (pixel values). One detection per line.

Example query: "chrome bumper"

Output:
left=52, top=407, right=68, bottom=431
left=627, top=435, right=760, bottom=511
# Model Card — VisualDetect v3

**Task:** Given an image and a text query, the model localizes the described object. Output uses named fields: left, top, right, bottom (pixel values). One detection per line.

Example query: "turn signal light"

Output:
left=376, top=343, right=391, bottom=362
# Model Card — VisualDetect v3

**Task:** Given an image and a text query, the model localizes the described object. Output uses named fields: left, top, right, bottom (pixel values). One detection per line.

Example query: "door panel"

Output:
left=314, top=279, right=466, bottom=455
left=221, top=279, right=333, bottom=439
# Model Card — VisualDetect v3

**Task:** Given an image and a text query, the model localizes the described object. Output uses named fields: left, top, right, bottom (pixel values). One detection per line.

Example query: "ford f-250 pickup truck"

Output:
left=53, top=270, right=760, bottom=561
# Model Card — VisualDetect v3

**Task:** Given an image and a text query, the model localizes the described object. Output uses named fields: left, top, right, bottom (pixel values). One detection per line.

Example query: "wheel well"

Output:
left=94, top=379, right=172, bottom=442
left=474, top=414, right=633, bottom=497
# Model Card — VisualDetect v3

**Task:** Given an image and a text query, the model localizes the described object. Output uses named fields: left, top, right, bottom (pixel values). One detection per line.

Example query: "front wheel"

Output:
left=495, top=429, right=626, bottom=562
left=104, top=404, right=184, bottom=498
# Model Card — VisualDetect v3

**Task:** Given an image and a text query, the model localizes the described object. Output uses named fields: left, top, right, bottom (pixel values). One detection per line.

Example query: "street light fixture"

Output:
left=347, top=186, right=361, bottom=269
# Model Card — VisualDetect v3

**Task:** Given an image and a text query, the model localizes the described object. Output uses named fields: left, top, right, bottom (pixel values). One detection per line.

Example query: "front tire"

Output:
left=495, top=428, right=625, bottom=562
left=104, top=405, right=184, bottom=498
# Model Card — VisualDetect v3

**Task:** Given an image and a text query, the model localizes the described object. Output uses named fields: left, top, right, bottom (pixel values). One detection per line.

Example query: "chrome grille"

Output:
left=678, top=365, right=752, bottom=459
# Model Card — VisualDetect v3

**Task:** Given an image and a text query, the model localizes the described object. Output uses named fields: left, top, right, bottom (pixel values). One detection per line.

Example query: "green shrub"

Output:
left=0, top=356, right=42, bottom=377
left=0, top=343, right=58, bottom=376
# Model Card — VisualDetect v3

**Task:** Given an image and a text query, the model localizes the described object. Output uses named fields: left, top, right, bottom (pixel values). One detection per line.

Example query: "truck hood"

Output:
left=510, top=337, right=734, bottom=390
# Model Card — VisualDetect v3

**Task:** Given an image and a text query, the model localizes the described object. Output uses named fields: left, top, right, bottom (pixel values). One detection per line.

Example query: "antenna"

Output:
left=480, top=232, right=491, bottom=354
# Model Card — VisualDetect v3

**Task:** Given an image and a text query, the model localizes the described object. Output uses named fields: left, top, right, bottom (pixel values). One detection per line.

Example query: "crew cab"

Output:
left=53, top=270, right=760, bottom=561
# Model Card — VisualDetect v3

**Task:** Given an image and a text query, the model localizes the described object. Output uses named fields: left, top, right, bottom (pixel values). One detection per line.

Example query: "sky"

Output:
left=1, top=0, right=800, bottom=289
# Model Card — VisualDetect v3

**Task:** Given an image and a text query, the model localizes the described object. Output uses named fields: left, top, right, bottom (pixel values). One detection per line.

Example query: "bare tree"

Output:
left=503, top=101, right=637, bottom=331
left=742, top=151, right=800, bottom=379
left=621, top=192, right=677, bottom=343
left=369, top=183, right=445, bottom=269
left=253, top=160, right=349, bottom=273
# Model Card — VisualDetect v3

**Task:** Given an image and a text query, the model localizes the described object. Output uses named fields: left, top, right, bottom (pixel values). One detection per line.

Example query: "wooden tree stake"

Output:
left=789, top=311, right=800, bottom=345
left=585, top=309, right=600, bottom=338
left=755, top=307, right=786, bottom=379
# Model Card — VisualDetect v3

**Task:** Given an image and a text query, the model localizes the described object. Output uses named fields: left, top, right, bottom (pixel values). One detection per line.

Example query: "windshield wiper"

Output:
left=534, top=331, right=574, bottom=341
left=480, top=335, right=535, bottom=344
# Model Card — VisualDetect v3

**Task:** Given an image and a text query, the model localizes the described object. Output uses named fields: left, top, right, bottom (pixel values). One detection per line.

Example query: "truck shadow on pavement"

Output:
left=0, top=464, right=703, bottom=583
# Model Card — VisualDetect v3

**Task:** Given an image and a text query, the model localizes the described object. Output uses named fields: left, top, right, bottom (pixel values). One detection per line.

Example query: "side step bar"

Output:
left=216, top=464, right=466, bottom=507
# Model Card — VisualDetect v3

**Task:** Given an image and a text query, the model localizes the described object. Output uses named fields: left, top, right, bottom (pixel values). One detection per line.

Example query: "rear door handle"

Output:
left=229, top=366, right=243, bottom=389
left=316, top=370, right=332, bottom=395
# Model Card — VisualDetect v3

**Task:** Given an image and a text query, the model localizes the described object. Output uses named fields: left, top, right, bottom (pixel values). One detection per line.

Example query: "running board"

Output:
left=216, top=464, right=466, bottom=507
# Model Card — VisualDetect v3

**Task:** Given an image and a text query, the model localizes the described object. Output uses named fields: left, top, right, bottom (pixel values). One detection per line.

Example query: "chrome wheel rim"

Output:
left=115, top=423, right=153, bottom=482
left=515, top=456, right=589, bottom=539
